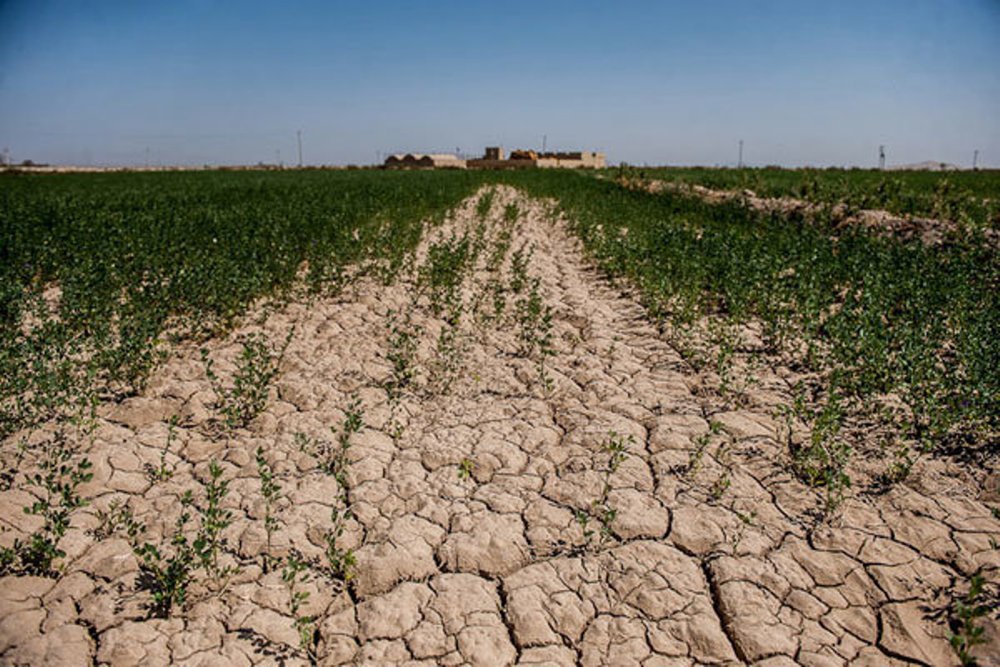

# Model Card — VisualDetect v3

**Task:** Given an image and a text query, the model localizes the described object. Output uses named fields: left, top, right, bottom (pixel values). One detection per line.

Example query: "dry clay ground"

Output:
left=1, top=187, right=998, bottom=666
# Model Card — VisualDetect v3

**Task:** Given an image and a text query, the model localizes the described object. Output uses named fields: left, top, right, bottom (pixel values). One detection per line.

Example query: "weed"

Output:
left=475, top=189, right=495, bottom=220
left=282, top=552, right=318, bottom=662
left=134, top=491, right=196, bottom=618
left=193, top=460, right=236, bottom=580
left=92, top=498, right=145, bottom=542
left=202, top=330, right=292, bottom=430
left=584, top=431, right=633, bottom=549
left=731, top=509, right=756, bottom=552
left=328, top=396, right=363, bottom=482
left=324, top=506, right=356, bottom=583
left=710, top=471, right=731, bottom=503
left=790, top=387, right=852, bottom=516
left=255, top=446, right=282, bottom=573
left=385, top=310, right=421, bottom=401
left=145, top=415, right=179, bottom=482
left=949, top=573, right=991, bottom=666
left=0, top=432, right=93, bottom=576
left=458, top=457, right=474, bottom=480
left=430, top=321, right=466, bottom=394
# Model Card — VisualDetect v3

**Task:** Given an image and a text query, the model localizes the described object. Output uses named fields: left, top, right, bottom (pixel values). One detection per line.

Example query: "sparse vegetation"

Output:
left=255, top=445, right=282, bottom=573
left=203, top=330, right=292, bottom=430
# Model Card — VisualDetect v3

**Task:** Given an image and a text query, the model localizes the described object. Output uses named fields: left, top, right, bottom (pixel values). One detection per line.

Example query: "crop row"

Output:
left=619, top=166, right=1000, bottom=230
left=505, top=169, right=998, bottom=460
left=0, top=170, right=486, bottom=437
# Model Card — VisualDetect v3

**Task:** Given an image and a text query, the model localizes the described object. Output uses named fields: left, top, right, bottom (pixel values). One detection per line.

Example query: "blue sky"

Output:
left=1, top=0, right=998, bottom=167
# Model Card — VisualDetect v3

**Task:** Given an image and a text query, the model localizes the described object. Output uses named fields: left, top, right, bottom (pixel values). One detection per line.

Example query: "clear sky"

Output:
left=1, top=0, right=998, bottom=167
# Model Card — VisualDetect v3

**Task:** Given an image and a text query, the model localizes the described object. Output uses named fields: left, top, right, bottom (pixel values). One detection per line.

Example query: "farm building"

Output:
left=467, top=147, right=606, bottom=169
left=385, top=147, right=606, bottom=170
left=383, top=153, right=467, bottom=169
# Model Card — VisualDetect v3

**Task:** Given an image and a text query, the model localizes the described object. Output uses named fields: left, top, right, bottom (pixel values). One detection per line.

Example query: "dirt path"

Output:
left=1, top=187, right=997, bottom=666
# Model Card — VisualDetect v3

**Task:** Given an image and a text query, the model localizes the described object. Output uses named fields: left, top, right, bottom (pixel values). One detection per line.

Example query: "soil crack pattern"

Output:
left=1, top=186, right=998, bottom=666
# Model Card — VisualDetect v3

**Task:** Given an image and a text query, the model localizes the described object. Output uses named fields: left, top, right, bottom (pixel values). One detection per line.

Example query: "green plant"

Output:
left=146, top=415, right=179, bottom=482
left=458, top=457, right=474, bottom=480
left=255, top=446, right=282, bottom=573
left=282, top=552, right=318, bottom=661
left=710, top=470, right=731, bottom=503
left=202, top=330, right=292, bottom=430
left=0, top=432, right=93, bottom=576
left=324, top=506, right=356, bottom=584
left=430, top=320, right=467, bottom=394
left=92, top=498, right=145, bottom=542
left=791, top=388, right=852, bottom=515
left=577, top=431, right=632, bottom=549
left=385, top=310, right=421, bottom=402
left=949, top=573, right=991, bottom=666
left=134, top=491, right=196, bottom=618
left=193, top=460, right=236, bottom=580
left=476, top=189, right=496, bottom=220
left=329, top=396, right=363, bottom=481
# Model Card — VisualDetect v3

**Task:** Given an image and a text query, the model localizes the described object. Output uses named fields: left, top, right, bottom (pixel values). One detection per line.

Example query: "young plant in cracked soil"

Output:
left=282, top=551, right=319, bottom=663
left=948, top=573, right=994, bottom=666
left=132, top=459, right=236, bottom=616
left=255, top=445, right=283, bottom=573
left=575, top=431, right=633, bottom=551
left=202, top=329, right=292, bottom=430
left=323, top=396, right=363, bottom=583
left=0, top=430, right=93, bottom=577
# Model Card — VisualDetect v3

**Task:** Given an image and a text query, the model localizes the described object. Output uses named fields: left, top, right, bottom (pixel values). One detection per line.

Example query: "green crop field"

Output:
left=0, top=169, right=487, bottom=437
left=503, top=169, right=999, bottom=455
left=611, top=166, right=1000, bottom=229
left=2, top=168, right=997, bottom=453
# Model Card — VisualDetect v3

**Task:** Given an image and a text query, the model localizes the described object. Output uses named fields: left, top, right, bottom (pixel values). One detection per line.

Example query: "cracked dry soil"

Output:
left=1, top=186, right=998, bottom=666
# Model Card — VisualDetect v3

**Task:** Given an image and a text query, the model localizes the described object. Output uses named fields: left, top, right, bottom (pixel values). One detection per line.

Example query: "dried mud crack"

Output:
left=1, top=186, right=998, bottom=666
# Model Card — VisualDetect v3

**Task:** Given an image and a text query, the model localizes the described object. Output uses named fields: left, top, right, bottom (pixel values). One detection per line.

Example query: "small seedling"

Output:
left=949, top=573, right=990, bottom=666
left=202, top=330, right=292, bottom=430
left=146, top=415, right=179, bottom=482
left=1, top=432, right=93, bottom=576
left=324, top=506, right=356, bottom=583
left=92, top=498, right=145, bottom=542
left=458, top=457, right=474, bottom=480
left=193, top=460, right=236, bottom=581
left=134, top=491, right=196, bottom=618
left=282, top=552, right=318, bottom=661
left=385, top=310, right=421, bottom=401
left=255, top=446, right=282, bottom=573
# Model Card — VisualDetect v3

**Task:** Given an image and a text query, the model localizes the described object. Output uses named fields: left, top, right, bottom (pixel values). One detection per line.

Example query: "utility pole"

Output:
left=738, top=140, right=744, bottom=168
left=297, top=130, right=303, bottom=167
left=878, top=145, right=885, bottom=170
left=973, top=149, right=979, bottom=171
left=542, top=134, right=547, bottom=154
left=1, top=147, right=8, bottom=166
left=144, top=147, right=150, bottom=168
left=276, top=149, right=281, bottom=167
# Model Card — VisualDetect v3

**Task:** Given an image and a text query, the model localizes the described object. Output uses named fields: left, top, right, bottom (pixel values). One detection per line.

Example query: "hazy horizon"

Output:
left=1, top=0, right=998, bottom=169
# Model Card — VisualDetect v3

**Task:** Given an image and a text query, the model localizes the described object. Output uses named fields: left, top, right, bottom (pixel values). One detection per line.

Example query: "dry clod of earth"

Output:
left=1, top=186, right=998, bottom=666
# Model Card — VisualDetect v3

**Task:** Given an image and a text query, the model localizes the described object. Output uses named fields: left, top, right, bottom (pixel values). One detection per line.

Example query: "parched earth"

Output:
left=1, top=187, right=998, bottom=666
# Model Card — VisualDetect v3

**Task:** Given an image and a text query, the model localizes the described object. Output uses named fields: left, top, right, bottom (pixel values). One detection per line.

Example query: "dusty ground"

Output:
left=622, top=177, right=999, bottom=246
left=1, top=187, right=998, bottom=666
